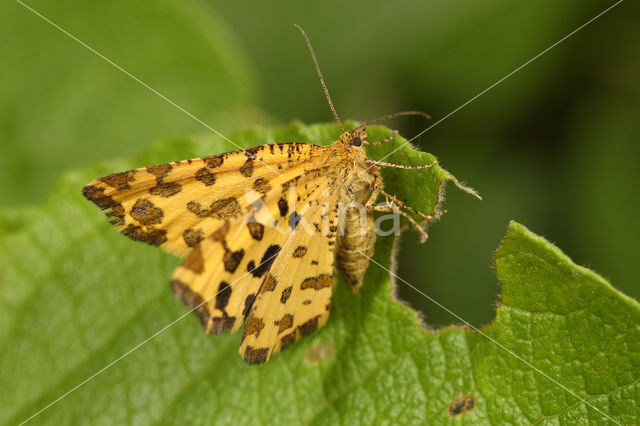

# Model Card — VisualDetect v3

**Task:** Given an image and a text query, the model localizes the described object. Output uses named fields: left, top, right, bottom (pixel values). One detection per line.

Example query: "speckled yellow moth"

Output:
left=83, top=25, right=436, bottom=364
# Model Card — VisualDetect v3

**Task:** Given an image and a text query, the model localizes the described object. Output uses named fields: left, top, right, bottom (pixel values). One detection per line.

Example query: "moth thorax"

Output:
left=335, top=205, right=376, bottom=293
left=346, top=173, right=375, bottom=204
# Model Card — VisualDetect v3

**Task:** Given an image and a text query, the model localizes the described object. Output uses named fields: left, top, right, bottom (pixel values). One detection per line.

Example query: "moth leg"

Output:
left=363, top=175, right=384, bottom=209
left=363, top=130, right=398, bottom=146
left=372, top=202, right=430, bottom=242
left=376, top=187, right=441, bottom=222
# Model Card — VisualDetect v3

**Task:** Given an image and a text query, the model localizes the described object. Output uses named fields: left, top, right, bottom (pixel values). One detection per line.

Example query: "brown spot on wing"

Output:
left=147, top=164, right=172, bottom=177
left=261, top=273, right=277, bottom=292
left=145, top=163, right=182, bottom=197
left=183, top=228, right=204, bottom=247
left=298, top=316, right=320, bottom=336
left=243, top=316, right=265, bottom=339
left=243, top=294, right=256, bottom=318
left=223, top=249, right=244, bottom=273
left=293, top=246, right=307, bottom=258
left=195, top=167, right=216, bottom=186
left=280, top=332, right=296, bottom=350
left=122, top=224, right=167, bottom=246
left=210, top=197, right=240, bottom=219
left=247, top=222, right=264, bottom=241
left=243, top=346, right=269, bottom=365
left=82, top=185, right=125, bottom=225
left=300, top=274, right=333, bottom=290
left=203, top=156, right=223, bottom=168
left=130, top=198, right=163, bottom=225
left=99, top=171, right=135, bottom=191
left=247, top=245, right=281, bottom=278
left=149, top=181, right=182, bottom=198
left=183, top=246, right=204, bottom=274
left=210, top=317, right=236, bottom=335
left=276, top=314, right=294, bottom=333
left=280, top=286, right=292, bottom=304
left=253, top=177, right=272, bottom=194
left=211, top=222, right=230, bottom=242
left=215, top=281, right=232, bottom=311
left=277, top=198, right=288, bottom=217
left=239, top=160, right=254, bottom=177
left=171, top=279, right=210, bottom=329
left=187, top=201, right=210, bottom=218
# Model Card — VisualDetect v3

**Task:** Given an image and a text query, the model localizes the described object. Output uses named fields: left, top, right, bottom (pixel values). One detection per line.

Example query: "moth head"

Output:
left=341, top=128, right=368, bottom=148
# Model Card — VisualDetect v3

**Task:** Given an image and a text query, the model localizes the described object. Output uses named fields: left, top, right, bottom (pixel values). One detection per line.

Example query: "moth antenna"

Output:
left=369, top=159, right=438, bottom=170
left=294, top=24, right=344, bottom=132
left=354, top=111, right=430, bottom=130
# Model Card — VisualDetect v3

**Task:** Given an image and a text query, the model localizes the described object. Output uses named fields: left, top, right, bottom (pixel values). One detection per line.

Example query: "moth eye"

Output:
left=352, top=137, right=362, bottom=147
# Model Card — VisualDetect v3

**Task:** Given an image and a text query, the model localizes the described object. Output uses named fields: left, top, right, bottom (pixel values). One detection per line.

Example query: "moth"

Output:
left=83, top=25, right=437, bottom=364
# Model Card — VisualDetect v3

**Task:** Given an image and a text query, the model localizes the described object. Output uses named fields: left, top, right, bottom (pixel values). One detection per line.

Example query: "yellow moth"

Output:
left=83, top=25, right=437, bottom=364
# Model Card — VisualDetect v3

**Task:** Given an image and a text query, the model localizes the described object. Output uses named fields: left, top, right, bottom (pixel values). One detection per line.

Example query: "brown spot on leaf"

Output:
left=183, top=246, right=204, bottom=273
left=300, top=274, right=333, bottom=290
left=223, top=249, right=244, bottom=273
left=99, top=171, right=135, bottom=191
left=448, top=395, right=475, bottom=417
left=303, top=299, right=312, bottom=305
left=183, top=228, right=204, bottom=247
left=195, top=167, right=216, bottom=186
left=130, top=198, right=163, bottom=225
left=304, top=342, right=336, bottom=364
left=247, top=222, right=264, bottom=241
left=293, top=246, right=307, bottom=258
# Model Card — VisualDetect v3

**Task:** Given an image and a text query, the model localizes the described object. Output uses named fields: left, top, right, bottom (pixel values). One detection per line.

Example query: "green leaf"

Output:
left=0, top=123, right=637, bottom=425
left=0, top=0, right=255, bottom=205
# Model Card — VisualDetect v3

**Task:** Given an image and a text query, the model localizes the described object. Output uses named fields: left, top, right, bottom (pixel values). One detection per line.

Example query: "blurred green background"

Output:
left=2, top=0, right=638, bottom=328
